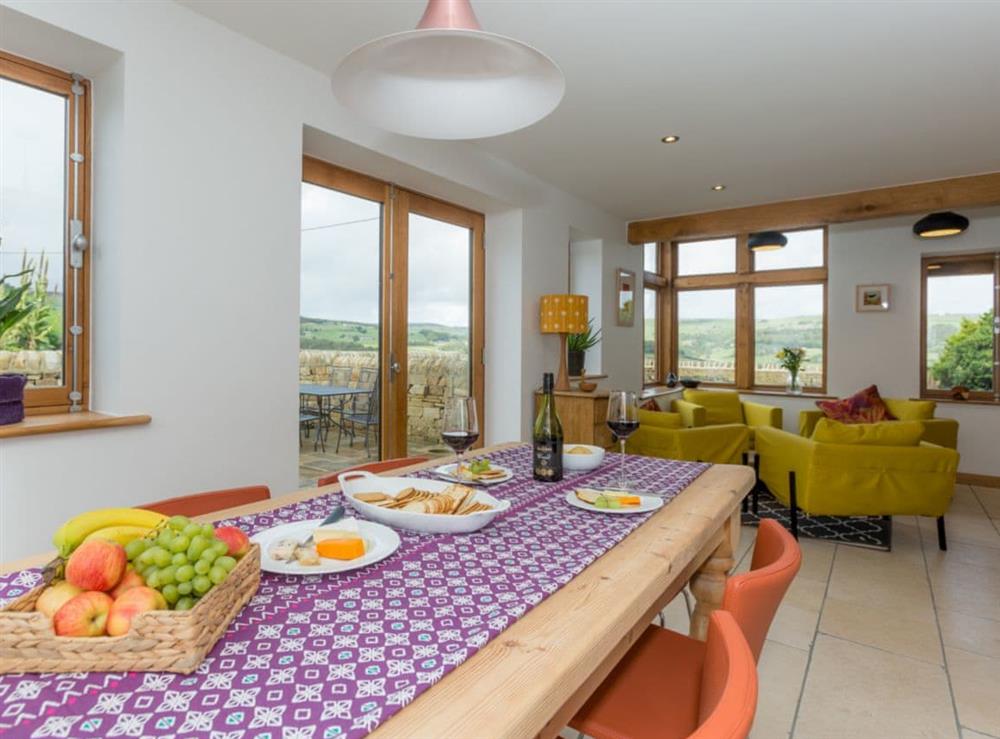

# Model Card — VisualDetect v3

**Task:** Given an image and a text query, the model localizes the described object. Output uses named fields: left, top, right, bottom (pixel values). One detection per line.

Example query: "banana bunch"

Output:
left=52, top=508, right=167, bottom=557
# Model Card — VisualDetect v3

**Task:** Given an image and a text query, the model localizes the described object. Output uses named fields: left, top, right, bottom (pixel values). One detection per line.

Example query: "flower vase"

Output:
left=786, top=371, right=802, bottom=395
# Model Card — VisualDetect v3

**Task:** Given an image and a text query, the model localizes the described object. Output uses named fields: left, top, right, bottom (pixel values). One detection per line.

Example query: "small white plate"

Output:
left=564, top=489, right=664, bottom=515
left=433, top=463, right=514, bottom=486
left=250, top=518, right=401, bottom=575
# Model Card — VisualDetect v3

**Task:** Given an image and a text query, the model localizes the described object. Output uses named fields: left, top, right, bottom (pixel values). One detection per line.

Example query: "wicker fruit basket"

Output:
left=0, top=543, right=260, bottom=674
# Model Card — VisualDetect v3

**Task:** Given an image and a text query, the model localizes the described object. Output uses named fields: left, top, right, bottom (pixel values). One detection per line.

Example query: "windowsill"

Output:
left=742, top=389, right=834, bottom=400
left=0, top=411, right=151, bottom=439
left=918, top=396, right=999, bottom=407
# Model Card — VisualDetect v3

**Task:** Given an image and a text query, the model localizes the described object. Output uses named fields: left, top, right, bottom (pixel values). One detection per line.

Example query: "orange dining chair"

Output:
left=570, top=519, right=800, bottom=739
left=573, top=610, right=757, bottom=739
left=143, top=485, right=271, bottom=517
left=316, top=456, right=431, bottom=487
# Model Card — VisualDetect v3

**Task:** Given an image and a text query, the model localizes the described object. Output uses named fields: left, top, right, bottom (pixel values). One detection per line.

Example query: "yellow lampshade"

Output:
left=539, top=294, right=588, bottom=334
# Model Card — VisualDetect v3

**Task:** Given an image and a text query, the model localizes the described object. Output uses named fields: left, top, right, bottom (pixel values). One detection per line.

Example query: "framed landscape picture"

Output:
left=617, top=268, right=635, bottom=326
left=856, top=283, right=890, bottom=312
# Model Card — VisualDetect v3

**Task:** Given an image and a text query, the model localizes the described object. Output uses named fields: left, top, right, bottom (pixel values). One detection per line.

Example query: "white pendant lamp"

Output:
left=332, top=0, right=565, bottom=140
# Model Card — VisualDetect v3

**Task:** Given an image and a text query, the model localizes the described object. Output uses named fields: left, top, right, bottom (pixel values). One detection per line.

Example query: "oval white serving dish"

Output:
left=338, top=472, right=511, bottom=534
left=562, top=443, right=606, bottom=472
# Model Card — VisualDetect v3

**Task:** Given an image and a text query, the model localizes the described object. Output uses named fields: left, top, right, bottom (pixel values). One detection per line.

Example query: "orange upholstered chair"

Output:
left=316, top=456, right=430, bottom=487
left=570, top=519, right=800, bottom=739
left=143, top=485, right=271, bottom=517
left=572, top=611, right=757, bottom=739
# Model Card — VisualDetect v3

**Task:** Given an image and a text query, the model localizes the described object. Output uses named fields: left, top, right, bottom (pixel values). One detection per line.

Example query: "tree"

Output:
left=931, top=310, right=994, bottom=391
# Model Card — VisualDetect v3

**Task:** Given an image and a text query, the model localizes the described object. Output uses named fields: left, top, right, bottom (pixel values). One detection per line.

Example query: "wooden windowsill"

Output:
left=918, top=396, right=999, bottom=407
left=0, top=411, right=151, bottom=439
left=742, top=389, right=835, bottom=400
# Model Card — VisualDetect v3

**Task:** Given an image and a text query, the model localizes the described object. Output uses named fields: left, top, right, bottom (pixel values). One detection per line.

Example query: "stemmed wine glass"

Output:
left=441, top=396, right=479, bottom=474
left=606, top=390, right=640, bottom=491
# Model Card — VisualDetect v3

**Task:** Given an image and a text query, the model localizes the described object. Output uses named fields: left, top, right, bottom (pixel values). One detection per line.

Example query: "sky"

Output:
left=299, top=183, right=470, bottom=327
left=0, top=78, right=66, bottom=292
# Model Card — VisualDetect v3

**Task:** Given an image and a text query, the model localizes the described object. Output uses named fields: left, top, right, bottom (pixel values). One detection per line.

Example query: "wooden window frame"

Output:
left=662, top=227, right=829, bottom=395
left=920, top=251, right=1000, bottom=403
left=642, top=243, right=667, bottom=387
left=1, top=51, right=91, bottom=414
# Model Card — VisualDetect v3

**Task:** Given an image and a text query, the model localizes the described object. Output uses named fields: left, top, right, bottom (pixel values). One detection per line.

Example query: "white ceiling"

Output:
left=179, top=0, right=1000, bottom=221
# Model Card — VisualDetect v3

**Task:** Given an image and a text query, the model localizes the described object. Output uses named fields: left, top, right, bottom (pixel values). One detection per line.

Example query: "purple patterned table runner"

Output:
left=0, top=446, right=707, bottom=738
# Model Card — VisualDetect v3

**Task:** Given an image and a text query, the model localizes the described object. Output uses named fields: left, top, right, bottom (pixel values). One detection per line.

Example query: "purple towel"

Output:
left=0, top=374, right=26, bottom=425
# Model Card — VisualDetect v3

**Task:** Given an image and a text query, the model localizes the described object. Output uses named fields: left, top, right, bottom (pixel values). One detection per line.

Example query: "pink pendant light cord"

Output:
left=416, top=0, right=483, bottom=30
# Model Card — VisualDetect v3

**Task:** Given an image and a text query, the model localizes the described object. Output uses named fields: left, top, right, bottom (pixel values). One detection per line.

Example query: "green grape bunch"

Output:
left=123, top=515, right=244, bottom=610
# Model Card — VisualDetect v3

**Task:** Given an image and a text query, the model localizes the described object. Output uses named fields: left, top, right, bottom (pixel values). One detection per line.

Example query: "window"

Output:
left=642, top=242, right=667, bottom=385
left=0, top=51, right=90, bottom=412
left=643, top=242, right=658, bottom=274
left=666, top=228, right=827, bottom=392
left=921, top=253, right=999, bottom=402
left=643, top=288, right=658, bottom=384
left=677, top=289, right=736, bottom=384
left=677, top=237, right=736, bottom=276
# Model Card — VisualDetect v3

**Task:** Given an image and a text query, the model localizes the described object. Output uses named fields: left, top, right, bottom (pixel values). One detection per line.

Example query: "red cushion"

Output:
left=640, top=398, right=661, bottom=412
left=816, top=385, right=896, bottom=424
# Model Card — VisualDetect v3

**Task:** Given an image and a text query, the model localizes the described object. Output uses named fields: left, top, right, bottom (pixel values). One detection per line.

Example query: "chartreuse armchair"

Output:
left=673, top=389, right=782, bottom=441
left=756, top=419, right=959, bottom=550
left=799, top=398, right=959, bottom=449
left=626, top=409, right=751, bottom=464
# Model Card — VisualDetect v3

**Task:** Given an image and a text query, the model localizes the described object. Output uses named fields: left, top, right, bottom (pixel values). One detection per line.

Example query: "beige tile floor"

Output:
left=567, top=483, right=1000, bottom=739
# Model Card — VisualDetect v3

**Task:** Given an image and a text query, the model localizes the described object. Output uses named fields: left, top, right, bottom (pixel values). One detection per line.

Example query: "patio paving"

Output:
left=298, top=428, right=452, bottom=486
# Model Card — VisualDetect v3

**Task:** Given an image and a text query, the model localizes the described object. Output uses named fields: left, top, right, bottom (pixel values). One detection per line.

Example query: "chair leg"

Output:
left=752, top=452, right=760, bottom=515
left=741, top=452, right=749, bottom=513
left=937, top=516, right=947, bottom=551
left=788, top=470, right=799, bottom=540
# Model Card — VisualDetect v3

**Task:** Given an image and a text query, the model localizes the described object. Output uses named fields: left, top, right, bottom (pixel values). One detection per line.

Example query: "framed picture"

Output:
left=617, top=268, right=635, bottom=326
left=856, top=283, right=890, bottom=312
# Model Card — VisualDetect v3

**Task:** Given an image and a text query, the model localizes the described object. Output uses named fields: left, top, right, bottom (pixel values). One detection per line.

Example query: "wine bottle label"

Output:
left=533, top=440, right=564, bottom=482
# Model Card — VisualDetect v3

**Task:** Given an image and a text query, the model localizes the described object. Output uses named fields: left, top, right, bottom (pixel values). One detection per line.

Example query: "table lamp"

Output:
left=539, top=294, right=589, bottom=391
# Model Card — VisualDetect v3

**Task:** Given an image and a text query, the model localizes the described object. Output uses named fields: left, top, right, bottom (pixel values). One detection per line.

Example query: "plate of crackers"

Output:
left=338, top=471, right=512, bottom=533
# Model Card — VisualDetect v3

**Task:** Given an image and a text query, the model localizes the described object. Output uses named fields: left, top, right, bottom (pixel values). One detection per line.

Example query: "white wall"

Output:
left=742, top=205, right=1000, bottom=476
left=0, top=0, right=631, bottom=560
left=569, top=238, right=603, bottom=374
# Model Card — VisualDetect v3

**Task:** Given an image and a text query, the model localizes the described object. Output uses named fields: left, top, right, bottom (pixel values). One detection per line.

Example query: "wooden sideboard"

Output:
left=533, top=388, right=614, bottom=448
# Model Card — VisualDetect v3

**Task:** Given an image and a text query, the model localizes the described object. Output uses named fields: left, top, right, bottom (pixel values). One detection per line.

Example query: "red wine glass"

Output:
left=606, top=390, right=640, bottom=491
left=442, top=396, right=479, bottom=473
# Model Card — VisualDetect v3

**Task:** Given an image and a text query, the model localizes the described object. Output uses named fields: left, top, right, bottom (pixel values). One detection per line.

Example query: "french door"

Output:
left=301, top=157, right=485, bottom=461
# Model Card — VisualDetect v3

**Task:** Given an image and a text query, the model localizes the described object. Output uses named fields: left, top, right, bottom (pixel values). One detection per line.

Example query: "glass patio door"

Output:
left=300, top=159, right=484, bottom=480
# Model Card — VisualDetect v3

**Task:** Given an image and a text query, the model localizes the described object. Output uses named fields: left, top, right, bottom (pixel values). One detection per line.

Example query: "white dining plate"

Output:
left=433, top=463, right=514, bottom=486
left=564, top=489, right=664, bottom=515
left=250, top=518, right=401, bottom=575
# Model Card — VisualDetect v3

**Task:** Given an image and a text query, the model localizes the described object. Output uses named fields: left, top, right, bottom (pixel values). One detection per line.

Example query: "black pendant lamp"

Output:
left=748, top=231, right=788, bottom=252
left=913, top=211, right=969, bottom=238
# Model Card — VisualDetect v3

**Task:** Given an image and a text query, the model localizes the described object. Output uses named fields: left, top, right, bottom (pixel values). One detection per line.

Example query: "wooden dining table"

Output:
left=1, top=443, right=753, bottom=739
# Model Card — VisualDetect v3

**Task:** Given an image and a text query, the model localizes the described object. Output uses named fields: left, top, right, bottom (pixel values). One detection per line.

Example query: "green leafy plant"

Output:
left=0, top=267, right=34, bottom=346
left=3, top=254, right=58, bottom=351
left=568, top=319, right=602, bottom=352
left=931, top=310, right=994, bottom=391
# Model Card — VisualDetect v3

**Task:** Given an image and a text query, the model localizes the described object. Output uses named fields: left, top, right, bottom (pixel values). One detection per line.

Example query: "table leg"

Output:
left=688, top=511, right=739, bottom=641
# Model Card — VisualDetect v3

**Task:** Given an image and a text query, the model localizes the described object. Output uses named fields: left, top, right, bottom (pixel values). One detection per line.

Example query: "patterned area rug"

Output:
left=742, top=487, right=892, bottom=551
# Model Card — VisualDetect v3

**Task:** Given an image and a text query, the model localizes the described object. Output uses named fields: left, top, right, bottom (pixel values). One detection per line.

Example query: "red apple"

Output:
left=214, top=526, right=250, bottom=557
left=109, top=569, right=145, bottom=599
left=53, top=591, right=114, bottom=636
left=65, top=539, right=127, bottom=592
left=35, top=581, right=83, bottom=618
left=106, top=586, right=167, bottom=637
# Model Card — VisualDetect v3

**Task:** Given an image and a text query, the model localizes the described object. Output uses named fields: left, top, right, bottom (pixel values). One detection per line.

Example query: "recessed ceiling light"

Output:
left=711, top=184, right=726, bottom=191
left=927, top=264, right=943, bottom=270
left=661, top=135, right=680, bottom=143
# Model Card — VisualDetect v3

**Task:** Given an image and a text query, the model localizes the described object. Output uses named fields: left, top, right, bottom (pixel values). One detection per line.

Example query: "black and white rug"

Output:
left=742, top=487, right=892, bottom=551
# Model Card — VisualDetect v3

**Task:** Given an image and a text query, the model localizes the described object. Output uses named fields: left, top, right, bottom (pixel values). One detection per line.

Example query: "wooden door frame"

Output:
left=301, top=157, right=486, bottom=460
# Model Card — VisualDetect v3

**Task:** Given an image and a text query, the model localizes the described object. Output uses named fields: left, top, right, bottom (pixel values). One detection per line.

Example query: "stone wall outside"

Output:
left=0, top=350, right=62, bottom=386
left=300, top=349, right=470, bottom=445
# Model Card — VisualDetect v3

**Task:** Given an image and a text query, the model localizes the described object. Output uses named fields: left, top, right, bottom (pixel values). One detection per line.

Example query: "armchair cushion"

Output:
left=812, top=418, right=924, bottom=447
left=816, top=384, right=896, bottom=424
left=637, top=408, right=683, bottom=429
left=682, top=389, right=743, bottom=425
left=741, top=400, right=783, bottom=430
left=671, top=399, right=708, bottom=428
left=883, top=398, right=935, bottom=421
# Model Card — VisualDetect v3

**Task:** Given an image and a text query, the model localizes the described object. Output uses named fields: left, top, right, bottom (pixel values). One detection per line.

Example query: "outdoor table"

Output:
left=0, top=443, right=752, bottom=738
left=299, top=384, right=368, bottom=451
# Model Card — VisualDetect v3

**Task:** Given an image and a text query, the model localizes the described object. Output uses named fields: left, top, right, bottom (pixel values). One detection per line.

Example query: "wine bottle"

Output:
left=533, top=372, right=564, bottom=482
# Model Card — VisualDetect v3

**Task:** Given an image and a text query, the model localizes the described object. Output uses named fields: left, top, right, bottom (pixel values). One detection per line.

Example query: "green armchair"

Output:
left=627, top=409, right=751, bottom=464
left=673, top=389, right=782, bottom=442
left=799, top=398, right=958, bottom=449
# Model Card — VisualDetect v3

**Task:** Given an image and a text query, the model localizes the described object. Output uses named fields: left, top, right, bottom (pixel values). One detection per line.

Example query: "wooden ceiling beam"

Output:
left=627, top=172, right=1000, bottom=244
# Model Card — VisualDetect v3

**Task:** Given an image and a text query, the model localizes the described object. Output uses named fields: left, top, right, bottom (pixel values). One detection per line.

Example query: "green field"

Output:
left=300, top=317, right=468, bottom=352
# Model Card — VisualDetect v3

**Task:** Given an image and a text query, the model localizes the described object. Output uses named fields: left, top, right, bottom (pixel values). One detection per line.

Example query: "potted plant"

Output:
left=567, top=319, right=602, bottom=377
left=775, top=347, right=807, bottom=395
left=0, top=267, right=34, bottom=425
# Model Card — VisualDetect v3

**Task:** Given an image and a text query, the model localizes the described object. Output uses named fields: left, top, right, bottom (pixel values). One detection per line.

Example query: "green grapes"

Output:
left=209, top=566, right=227, bottom=585
left=215, top=556, right=237, bottom=572
left=201, top=548, right=219, bottom=565
left=145, top=569, right=162, bottom=589
left=169, top=535, right=190, bottom=554
left=174, top=596, right=196, bottom=611
left=200, top=524, right=215, bottom=538
left=124, top=539, right=148, bottom=561
left=167, top=515, right=190, bottom=532
left=192, top=575, right=212, bottom=596
left=182, top=523, right=202, bottom=538
left=161, top=584, right=179, bottom=605
left=194, top=559, right=211, bottom=575
left=186, top=535, right=208, bottom=560
left=171, top=552, right=187, bottom=567
left=175, top=564, right=195, bottom=582
left=176, top=581, right=193, bottom=596
left=211, top=540, right=228, bottom=557
left=151, top=547, right=172, bottom=568
left=158, top=565, right=177, bottom=586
